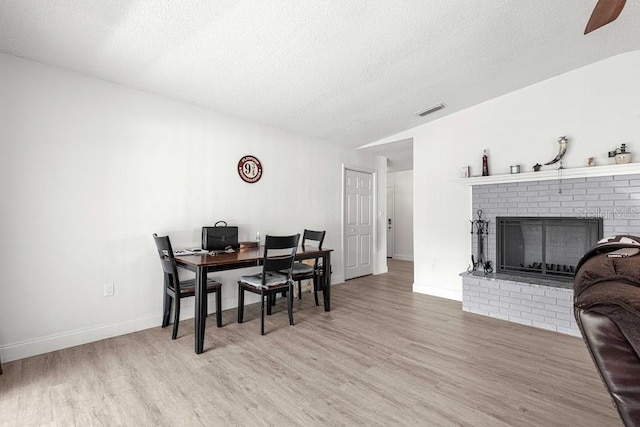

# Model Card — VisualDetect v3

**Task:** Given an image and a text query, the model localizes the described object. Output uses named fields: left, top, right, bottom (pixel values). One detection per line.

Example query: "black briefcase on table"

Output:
left=202, top=221, right=239, bottom=251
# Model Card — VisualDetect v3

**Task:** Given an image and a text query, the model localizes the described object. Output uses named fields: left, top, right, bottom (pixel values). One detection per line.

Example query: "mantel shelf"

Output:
left=460, top=162, right=640, bottom=185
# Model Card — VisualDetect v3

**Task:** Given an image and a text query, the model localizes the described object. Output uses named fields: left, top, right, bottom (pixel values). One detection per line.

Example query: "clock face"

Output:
left=237, top=155, right=263, bottom=183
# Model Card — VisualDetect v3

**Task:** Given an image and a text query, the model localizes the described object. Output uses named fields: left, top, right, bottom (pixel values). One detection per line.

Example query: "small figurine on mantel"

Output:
left=482, top=149, right=490, bottom=176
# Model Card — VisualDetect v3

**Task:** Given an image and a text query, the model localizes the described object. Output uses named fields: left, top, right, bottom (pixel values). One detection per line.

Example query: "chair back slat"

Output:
left=302, top=229, right=325, bottom=249
left=301, top=229, right=326, bottom=269
left=263, top=234, right=300, bottom=283
left=153, top=233, right=181, bottom=289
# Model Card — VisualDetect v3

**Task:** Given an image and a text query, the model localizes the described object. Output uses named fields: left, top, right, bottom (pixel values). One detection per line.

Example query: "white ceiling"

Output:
left=1, top=1, right=639, bottom=171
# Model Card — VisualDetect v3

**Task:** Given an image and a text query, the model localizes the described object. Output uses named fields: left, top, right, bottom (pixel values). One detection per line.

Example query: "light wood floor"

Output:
left=0, top=260, right=621, bottom=426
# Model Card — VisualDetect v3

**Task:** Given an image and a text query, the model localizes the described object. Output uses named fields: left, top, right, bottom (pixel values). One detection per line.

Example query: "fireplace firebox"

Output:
left=496, top=217, right=602, bottom=280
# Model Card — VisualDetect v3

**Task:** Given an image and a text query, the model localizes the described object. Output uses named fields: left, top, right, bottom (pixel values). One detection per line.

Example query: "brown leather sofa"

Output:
left=574, top=235, right=640, bottom=427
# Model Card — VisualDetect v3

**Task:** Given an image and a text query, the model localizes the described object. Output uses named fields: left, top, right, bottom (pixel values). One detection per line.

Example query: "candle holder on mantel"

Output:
left=468, top=209, right=493, bottom=274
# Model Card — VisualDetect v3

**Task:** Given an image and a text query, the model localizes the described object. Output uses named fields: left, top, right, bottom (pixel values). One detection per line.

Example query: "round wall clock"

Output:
left=237, top=155, right=263, bottom=183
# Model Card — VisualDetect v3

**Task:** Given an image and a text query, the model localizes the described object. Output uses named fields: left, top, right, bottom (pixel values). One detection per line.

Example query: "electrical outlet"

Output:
left=104, top=283, right=114, bottom=297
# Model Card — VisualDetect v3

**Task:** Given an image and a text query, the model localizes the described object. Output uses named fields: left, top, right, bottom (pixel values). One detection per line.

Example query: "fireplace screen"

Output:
left=496, top=217, right=602, bottom=280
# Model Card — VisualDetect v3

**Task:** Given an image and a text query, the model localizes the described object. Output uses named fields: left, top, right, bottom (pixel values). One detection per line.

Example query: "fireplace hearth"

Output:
left=496, top=217, right=602, bottom=280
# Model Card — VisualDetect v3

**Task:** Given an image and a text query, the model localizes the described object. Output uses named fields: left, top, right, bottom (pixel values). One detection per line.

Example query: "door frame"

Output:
left=387, top=186, right=394, bottom=258
left=341, top=164, right=378, bottom=281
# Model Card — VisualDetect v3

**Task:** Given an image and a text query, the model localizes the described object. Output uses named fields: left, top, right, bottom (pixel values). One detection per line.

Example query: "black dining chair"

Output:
left=153, top=233, right=223, bottom=339
left=237, top=234, right=300, bottom=335
left=290, top=229, right=326, bottom=306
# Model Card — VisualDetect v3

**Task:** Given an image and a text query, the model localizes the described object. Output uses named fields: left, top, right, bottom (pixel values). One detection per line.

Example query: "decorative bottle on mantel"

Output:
left=482, top=149, right=490, bottom=176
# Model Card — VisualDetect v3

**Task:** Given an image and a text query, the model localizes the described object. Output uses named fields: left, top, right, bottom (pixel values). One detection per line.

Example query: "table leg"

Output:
left=195, top=267, right=207, bottom=354
left=323, top=252, right=331, bottom=311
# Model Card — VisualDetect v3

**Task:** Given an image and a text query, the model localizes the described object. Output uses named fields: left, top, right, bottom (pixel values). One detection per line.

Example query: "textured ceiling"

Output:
left=1, top=1, right=639, bottom=164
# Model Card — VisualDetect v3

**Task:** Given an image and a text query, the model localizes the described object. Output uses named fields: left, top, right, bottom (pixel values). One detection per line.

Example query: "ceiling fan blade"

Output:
left=585, top=0, right=626, bottom=34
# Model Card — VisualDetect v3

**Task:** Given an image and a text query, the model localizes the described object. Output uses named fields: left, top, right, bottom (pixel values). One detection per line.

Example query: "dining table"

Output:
left=175, top=245, right=332, bottom=354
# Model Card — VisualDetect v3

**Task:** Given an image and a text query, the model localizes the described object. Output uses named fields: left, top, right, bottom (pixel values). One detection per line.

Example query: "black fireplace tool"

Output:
left=468, top=209, right=492, bottom=274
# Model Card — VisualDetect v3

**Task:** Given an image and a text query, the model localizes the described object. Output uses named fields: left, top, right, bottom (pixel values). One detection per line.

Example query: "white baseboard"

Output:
left=391, top=254, right=414, bottom=261
left=1, top=314, right=161, bottom=363
left=413, top=281, right=462, bottom=301
left=1, top=275, right=347, bottom=363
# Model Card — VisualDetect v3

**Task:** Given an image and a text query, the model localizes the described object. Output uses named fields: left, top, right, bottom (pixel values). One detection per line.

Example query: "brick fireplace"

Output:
left=461, top=170, right=640, bottom=336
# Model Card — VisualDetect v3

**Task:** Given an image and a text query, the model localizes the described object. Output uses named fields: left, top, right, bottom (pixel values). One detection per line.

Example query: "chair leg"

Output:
left=172, top=297, right=180, bottom=339
left=260, top=289, right=266, bottom=336
left=267, top=292, right=273, bottom=315
left=162, top=292, right=172, bottom=327
left=237, top=284, right=244, bottom=323
left=287, top=281, right=294, bottom=326
left=216, top=289, right=222, bottom=327
left=298, top=280, right=302, bottom=300
left=313, top=274, right=319, bottom=307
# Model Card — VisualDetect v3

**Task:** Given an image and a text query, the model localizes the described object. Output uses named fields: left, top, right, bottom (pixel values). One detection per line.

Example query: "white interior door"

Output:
left=344, top=169, right=373, bottom=280
left=387, top=186, right=394, bottom=258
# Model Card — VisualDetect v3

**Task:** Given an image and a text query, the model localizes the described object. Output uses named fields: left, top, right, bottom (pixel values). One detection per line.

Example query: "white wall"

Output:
left=387, top=170, right=413, bottom=261
left=0, top=53, right=384, bottom=362
left=371, top=50, right=640, bottom=301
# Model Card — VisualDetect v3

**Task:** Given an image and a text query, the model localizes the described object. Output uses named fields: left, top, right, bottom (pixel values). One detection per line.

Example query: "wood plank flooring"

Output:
left=0, top=260, right=621, bottom=426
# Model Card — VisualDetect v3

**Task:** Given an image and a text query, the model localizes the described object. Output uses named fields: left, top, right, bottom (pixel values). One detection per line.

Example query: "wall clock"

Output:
left=237, top=155, right=263, bottom=183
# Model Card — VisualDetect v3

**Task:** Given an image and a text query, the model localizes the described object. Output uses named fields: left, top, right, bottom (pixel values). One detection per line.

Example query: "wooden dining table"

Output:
left=175, top=246, right=332, bottom=354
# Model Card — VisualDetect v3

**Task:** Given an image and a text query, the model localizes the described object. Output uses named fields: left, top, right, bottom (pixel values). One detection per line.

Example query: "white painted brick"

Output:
left=469, top=296, right=489, bottom=305
left=587, top=187, right=613, bottom=194
left=489, top=288, right=510, bottom=297
left=556, top=312, right=577, bottom=322
left=491, top=313, right=510, bottom=321
left=588, top=176, right=614, bottom=182
left=500, top=296, right=523, bottom=305
left=499, top=281, right=522, bottom=292
left=532, top=308, right=557, bottom=318
left=521, top=299, right=546, bottom=310
left=599, top=180, right=629, bottom=187
left=561, top=201, right=586, bottom=208
left=528, top=184, right=550, bottom=191
left=544, top=289, right=573, bottom=300
left=561, top=189, right=587, bottom=196
left=485, top=293, right=501, bottom=301
left=509, top=303, right=532, bottom=313
left=479, top=304, right=494, bottom=312
left=614, top=199, right=640, bottom=207
left=600, top=194, right=629, bottom=201
left=510, top=291, right=532, bottom=300
left=539, top=201, right=561, bottom=208
left=528, top=196, right=550, bottom=203
left=518, top=202, right=540, bottom=208
left=615, top=186, right=640, bottom=194
left=484, top=281, right=500, bottom=289
left=549, top=195, right=574, bottom=202
left=533, top=295, right=557, bottom=305
left=488, top=186, right=508, bottom=193
left=573, top=194, right=601, bottom=201
left=500, top=307, right=524, bottom=317
left=488, top=299, right=508, bottom=307
left=521, top=286, right=546, bottom=296
left=544, top=304, right=572, bottom=315
left=521, top=311, right=545, bottom=322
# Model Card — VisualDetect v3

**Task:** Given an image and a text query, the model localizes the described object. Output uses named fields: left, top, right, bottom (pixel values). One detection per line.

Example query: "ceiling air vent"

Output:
left=415, top=103, right=445, bottom=117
